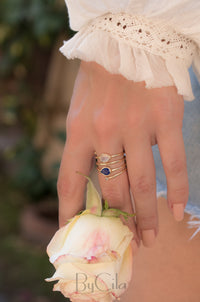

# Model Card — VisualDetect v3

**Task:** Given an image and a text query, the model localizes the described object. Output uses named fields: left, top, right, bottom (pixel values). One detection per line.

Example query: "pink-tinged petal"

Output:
left=46, top=174, right=134, bottom=301
left=47, top=215, right=80, bottom=258
left=46, top=261, right=117, bottom=283
left=54, top=277, right=108, bottom=295
left=49, top=214, right=133, bottom=261
left=46, top=251, right=133, bottom=300
left=54, top=254, right=88, bottom=269
left=70, top=291, right=114, bottom=302
left=110, top=244, right=133, bottom=297
left=115, top=232, right=133, bottom=258
left=121, top=245, right=133, bottom=284
left=54, top=280, right=114, bottom=302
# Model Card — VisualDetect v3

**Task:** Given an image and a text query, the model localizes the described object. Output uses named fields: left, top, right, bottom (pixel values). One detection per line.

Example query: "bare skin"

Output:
left=57, top=60, right=189, bottom=248
left=121, top=196, right=200, bottom=302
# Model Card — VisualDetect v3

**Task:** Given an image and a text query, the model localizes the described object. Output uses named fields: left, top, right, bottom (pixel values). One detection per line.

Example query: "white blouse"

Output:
left=60, top=0, right=200, bottom=101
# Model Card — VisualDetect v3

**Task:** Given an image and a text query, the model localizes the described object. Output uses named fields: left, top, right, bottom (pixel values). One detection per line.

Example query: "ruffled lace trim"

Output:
left=60, top=12, right=199, bottom=101
left=192, top=49, right=200, bottom=84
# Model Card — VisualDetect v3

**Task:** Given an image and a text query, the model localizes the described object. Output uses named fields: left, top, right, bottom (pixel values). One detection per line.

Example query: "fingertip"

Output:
left=141, top=229, right=156, bottom=248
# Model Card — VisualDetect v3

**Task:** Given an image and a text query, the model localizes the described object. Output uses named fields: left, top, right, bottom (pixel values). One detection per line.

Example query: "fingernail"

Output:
left=173, top=203, right=184, bottom=221
left=142, top=229, right=156, bottom=247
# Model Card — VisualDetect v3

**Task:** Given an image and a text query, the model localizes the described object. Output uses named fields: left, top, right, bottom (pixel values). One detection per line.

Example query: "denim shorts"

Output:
left=153, top=67, right=200, bottom=240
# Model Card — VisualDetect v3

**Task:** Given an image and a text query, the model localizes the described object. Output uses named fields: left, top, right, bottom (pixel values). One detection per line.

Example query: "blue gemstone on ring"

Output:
left=100, top=167, right=111, bottom=176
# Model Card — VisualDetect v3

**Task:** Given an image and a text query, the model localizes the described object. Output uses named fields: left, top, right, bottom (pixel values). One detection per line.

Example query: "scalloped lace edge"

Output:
left=60, top=29, right=195, bottom=101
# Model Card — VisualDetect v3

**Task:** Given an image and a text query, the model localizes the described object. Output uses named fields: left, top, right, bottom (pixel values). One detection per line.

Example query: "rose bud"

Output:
left=46, top=174, right=134, bottom=301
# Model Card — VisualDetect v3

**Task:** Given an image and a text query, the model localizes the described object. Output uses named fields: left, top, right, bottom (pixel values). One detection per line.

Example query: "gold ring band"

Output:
left=96, top=158, right=125, bottom=166
left=105, top=167, right=127, bottom=180
left=96, top=163, right=126, bottom=173
left=95, top=151, right=127, bottom=180
left=94, top=152, right=125, bottom=162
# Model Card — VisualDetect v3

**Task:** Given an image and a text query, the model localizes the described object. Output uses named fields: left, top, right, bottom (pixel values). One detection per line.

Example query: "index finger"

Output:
left=57, top=143, right=94, bottom=227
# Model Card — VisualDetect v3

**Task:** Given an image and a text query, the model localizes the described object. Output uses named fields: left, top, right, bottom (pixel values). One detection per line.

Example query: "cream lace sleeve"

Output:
left=60, top=1, right=200, bottom=101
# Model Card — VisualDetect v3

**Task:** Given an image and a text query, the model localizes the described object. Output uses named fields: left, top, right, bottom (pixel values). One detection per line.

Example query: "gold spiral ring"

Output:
left=94, top=152, right=127, bottom=180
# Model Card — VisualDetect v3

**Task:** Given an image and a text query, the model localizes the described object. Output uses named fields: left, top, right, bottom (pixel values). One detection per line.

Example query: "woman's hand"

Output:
left=57, top=60, right=189, bottom=248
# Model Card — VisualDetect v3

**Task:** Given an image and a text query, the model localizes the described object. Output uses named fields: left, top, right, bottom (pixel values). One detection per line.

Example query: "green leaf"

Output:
left=76, top=172, right=102, bottom=216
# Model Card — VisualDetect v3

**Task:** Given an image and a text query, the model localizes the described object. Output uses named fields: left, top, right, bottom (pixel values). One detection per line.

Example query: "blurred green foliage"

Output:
left=0, top=177, right=68, bottom=302
left=0, top=0, right=74, bottom=76
left=0, top=2, right=71, bottom=299
left=0, top=0, right=70, bottom=202
left=9, top=138, right=58, bottom=200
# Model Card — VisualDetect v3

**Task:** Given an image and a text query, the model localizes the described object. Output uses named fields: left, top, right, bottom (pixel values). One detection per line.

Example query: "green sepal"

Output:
left=74, top=172, right=135, bottom=220
left=102, top=208, right=136, bottom=220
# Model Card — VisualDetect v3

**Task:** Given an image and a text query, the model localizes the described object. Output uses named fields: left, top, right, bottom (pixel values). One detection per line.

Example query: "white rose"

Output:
left=46, top=174, right=134, bottom=301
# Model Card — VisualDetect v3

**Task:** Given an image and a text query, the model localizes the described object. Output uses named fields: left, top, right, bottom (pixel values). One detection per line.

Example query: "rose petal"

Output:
left=46, top=244, right=132, bottom=299
left=47, top=215, right=80, bottom=259
left=111, top=245, right=133, bottom=297
left=54, top=254, right=88, bottom=269
left=85, top=174, right=102, bottom=216
left=55, top=280, right=114, bottom=301
left=46, top=261, right=117, bottom=283
left=48, top=214, right=133, bottom=263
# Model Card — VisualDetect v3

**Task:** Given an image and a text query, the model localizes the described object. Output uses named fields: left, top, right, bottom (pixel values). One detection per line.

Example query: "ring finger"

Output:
left=94, top=144, right=139, bottom=247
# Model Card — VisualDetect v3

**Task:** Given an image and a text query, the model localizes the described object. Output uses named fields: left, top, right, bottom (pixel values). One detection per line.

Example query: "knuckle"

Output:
left=153, top=96, right=175, bottom=119
left=133, top=176, right=155, bottom=194
left=93, top=111, right=118, bottom=137
left=57, top=177, right=75, bottom=199
left=66, top=115, right=84, bottom=146
left=154, top=101, right=184, bottom=131
left=127, top=109, right=145, bottom=129
left=139, top=214, right=157, bottom=229
left=66, top=114, right=80, bottom=134
left=154, top=100, right=172, bottom=117
left=153, top=107, right=175, bottom=131
left=167, top=158, right=185, bottom=175
left=173, top=184, right=189, bottom=199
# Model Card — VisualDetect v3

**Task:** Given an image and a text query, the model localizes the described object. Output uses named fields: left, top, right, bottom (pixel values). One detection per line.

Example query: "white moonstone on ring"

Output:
left=95, top=151, right=125, bottom=162
left=94, top=151, right=126, bottom=180
left=99, top=153, right=111, bottom=163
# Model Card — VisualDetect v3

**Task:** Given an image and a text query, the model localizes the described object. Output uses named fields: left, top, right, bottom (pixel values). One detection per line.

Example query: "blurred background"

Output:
left=0, top=0, right=80, bottom=301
